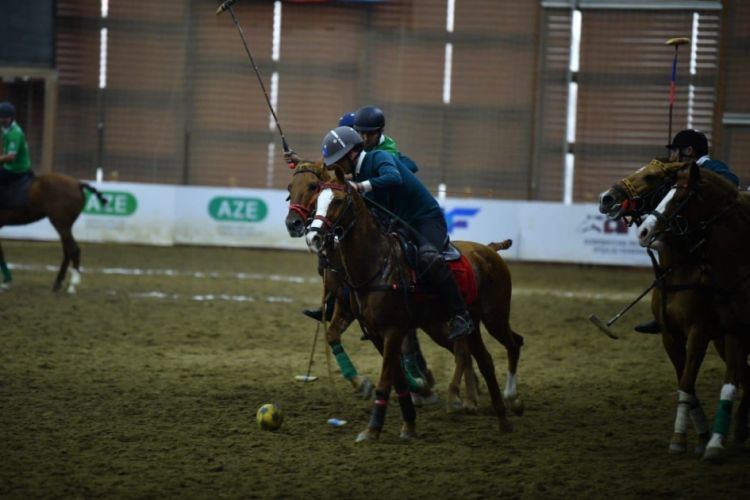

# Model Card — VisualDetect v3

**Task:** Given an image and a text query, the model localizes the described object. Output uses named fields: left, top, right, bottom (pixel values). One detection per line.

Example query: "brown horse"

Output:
left=287, top=161, right=492, bottom=411
left=637, top=164, right=750, bottom=462
left=305, top=165, right=523, bottom=441
left=598, top=159, right=726, bottom=455
left=0, top=172, right=106, bottom=292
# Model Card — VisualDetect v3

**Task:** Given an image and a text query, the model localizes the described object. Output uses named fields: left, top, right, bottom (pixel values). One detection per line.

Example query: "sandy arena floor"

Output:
left=1, top=240, right=747, bottom=498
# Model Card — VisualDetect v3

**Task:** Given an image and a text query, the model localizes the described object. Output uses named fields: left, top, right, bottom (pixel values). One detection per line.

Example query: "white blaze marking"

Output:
left=305, top=188, right=334, bottom=247
left=638, top=187, right=676, bottom=247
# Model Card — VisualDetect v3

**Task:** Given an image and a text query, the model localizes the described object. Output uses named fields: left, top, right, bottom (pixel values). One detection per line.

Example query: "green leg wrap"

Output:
left=401, top=354, right=424, bottom=393
left=712, top=399, right=733, bottom=436
left=1, top=261, right=11, bottom=283
left=331, top=342, right=358, bottom=381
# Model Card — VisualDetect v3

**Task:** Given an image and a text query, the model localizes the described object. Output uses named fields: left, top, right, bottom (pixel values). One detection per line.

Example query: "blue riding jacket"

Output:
left=353, top=150, right=442, bottom=227
left=698, top=156, right=739, bottom=187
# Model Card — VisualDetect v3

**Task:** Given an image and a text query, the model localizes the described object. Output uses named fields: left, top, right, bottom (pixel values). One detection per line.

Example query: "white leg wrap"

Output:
left=503, top=372, right=517, bottom=400
left=674, top=390, right=693, bottom=434
left=720, top=383, right=737, bottom=402
left=707, top=432, right=725, bottom=450
left=67, top=269, right=81, bottom=294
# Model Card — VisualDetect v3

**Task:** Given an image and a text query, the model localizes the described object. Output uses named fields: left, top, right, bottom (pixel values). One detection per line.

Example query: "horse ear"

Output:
left=688, top=160, right=701, bottom=186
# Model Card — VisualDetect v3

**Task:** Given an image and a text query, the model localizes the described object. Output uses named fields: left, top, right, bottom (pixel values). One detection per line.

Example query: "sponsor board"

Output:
left=173, top=186, right=307, bottom=250
left=1, top=182, right=652, bottom=267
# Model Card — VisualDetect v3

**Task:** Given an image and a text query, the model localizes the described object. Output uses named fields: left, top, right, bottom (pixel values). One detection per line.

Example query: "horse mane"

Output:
left=293, top=160, right=329, bottom=179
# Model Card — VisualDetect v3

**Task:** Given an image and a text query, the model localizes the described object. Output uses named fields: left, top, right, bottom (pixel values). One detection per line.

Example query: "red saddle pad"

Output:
left=448, top=255, right=478, bottom=305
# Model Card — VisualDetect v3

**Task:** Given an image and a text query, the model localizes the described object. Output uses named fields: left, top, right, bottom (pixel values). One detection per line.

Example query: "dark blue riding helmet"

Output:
left=353, top=105, right=385, bottom=132
left=0, top=102, right=16, bottom=119
left=667, top=129, right=708, bottom=157
left=338, top=112, right=356, bottom=128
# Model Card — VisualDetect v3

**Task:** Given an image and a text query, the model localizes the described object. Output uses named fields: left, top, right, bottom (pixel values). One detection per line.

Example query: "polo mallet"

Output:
left=588, top=281, right=658, bottom=340
left=295, top=321, right=320, bottom=382
left=665, top=37, right=690, bottom=146
left=216, top=0, right=296, bottom=169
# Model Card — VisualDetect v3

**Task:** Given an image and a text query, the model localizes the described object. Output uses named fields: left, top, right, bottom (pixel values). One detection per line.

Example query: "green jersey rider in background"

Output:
left=0, top=102, right=32, bottom=186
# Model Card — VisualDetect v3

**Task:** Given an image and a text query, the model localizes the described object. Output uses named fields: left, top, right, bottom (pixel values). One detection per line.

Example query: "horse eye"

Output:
left=643, top=174, right=657, bottom=183
left=286, top=183, right=292, bottom=192
left=308, top=183, right=318, bottom=192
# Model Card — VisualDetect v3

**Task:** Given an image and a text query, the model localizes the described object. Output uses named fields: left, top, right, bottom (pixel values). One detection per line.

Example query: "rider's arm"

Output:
left=364, top=153, right=402, bottom=193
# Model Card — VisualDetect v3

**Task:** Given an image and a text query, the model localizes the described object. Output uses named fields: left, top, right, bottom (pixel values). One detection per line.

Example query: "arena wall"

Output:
left=2, top=182, right=650, bottom=267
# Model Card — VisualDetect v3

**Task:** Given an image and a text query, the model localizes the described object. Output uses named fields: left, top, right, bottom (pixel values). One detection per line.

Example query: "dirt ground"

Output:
left=1, top=240, right=748, bottom=499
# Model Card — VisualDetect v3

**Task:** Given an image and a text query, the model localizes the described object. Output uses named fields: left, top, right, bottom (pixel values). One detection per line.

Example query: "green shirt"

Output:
left=2, top=121, right=31, bottom=174
left=373, top=134, right=399, bottom=155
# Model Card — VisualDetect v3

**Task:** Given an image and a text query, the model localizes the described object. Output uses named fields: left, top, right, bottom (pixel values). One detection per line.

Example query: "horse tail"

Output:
left=488, top=239, right=513, bottom=252
left=79, top=182, right=108, bottom=206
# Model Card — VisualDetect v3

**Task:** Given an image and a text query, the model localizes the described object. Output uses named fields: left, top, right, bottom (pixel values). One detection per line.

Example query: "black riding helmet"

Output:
left=353, top=105, right=385, bottom=132
left=667, top=129, right=708, bottom=157
left=0, top=102, right=16, bottom=119
left=321, top=126, right=364, bottom=167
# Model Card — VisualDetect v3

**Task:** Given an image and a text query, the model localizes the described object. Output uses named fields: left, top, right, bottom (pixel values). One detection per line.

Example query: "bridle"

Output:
left=287, top=167, right=328, bottom=222
left=306, top=181, right=357, bottom=246
left=613, top=164, right=676, bottom=226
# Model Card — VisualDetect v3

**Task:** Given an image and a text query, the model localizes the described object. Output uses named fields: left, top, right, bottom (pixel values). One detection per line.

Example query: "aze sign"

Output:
left=83, top=191, right=138, bottom=216
left=208, top=197, right=268, bottom=223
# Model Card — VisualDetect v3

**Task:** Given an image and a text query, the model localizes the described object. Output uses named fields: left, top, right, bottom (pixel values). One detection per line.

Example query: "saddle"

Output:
left=392, top=232, right=478, bottom=305
left=0, top=172, right=34, bottom=210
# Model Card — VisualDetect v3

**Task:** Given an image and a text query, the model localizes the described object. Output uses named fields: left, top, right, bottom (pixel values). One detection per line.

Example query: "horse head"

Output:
left=305, top=165, right=356, bottom=254
left=598, top=159, right=692, bottom=224
left=637, top=162, right=739, bottom=249
left=285, top=160, right=330, bottom=237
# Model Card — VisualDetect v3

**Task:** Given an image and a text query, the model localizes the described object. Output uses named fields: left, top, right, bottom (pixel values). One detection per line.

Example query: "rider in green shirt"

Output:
left=0, top=102, right=32, bottom=185
left=353, top=105, right=419, bottom=173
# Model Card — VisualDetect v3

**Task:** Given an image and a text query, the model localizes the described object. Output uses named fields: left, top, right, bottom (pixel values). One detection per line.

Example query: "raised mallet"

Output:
left=216, top=0, right=294, bottom=167
left=665, top=37, right=690, bottom=146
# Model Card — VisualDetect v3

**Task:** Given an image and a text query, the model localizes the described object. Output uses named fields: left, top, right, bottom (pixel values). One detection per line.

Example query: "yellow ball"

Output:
left=256, top=403, right=283, bottom=431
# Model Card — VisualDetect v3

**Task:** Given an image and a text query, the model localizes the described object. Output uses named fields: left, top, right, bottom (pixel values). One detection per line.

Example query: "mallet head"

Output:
left=665, top=37, right=690, bottom=47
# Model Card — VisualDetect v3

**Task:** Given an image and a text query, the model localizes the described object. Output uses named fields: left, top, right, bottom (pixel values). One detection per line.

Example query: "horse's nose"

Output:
left=599, top=191, right=615, bottom=214
left=286, top=217, right=304, bottom=236
left=306, top=232, right=322, bottom=253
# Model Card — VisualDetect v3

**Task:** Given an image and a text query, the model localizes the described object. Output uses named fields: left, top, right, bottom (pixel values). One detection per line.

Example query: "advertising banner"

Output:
left=173, top=186, right=307, bottom=250
left=2, top=182, right=653, bottom=267
left=518, top=202, right=651, bottom=266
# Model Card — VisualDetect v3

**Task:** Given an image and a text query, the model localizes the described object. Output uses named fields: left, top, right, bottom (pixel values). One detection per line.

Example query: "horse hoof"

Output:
left=412, top=391, right=439, bottom=407
left=0, top=282, right=9, bottom=291
left=355, top=429, right=379, bottom=443
left=355, top=377, right=374, bottom=400
left=669, top=442, right=687, bottom=454
left=508, top=398, right=525, bottom=416
left=702, top=446, right=725, bottom=464
left=462, top=402, right=478, bottom=414
left=446, top=399, right=463, bottom=414
left=499, top=419, right=514, bottom=433
left=669, top=433, right=687, bottom=454
left=400, top=423, right=417, bottom=440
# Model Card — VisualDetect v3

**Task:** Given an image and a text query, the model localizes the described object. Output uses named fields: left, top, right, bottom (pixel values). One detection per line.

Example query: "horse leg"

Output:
left=481, top=311, right=524, bottom=416
left=0, top=240, right=11, bottom=286
left=673, top=325, right=711, bottom=455
left=401, top=329, right=432, bottom=397
left=49, top=221, right=78, bottom=292
left=734, top=361, right=750, bottom=444
left=356, top=328, right=404, bottom=443
left=704, top=332, right=743, bottom=463
left=467, top=328, right=512, bottom=433
left=326, top=304, right=373, bottom=400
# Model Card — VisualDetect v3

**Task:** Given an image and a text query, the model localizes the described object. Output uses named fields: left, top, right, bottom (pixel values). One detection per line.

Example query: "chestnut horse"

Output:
left=287, top=161, right=497, bottom=411
left=637, top=164, right=750, bottom=462
left=305, top=165, right=523, bottom=442
left=0, top=172, right=106, bottom=292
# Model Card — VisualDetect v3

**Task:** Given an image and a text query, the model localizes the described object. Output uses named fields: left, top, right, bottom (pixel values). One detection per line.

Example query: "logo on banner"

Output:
left=83, top=191, right=138, bottom=216
left=209, top=197, right=268, bottom=223
left=443, top=207, right=480, bottom=234
left=576, top=214, right=628, bottom=234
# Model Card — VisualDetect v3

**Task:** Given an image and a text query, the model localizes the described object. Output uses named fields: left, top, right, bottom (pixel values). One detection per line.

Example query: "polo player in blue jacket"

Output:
left=321, top=126, right=473, bottom=340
